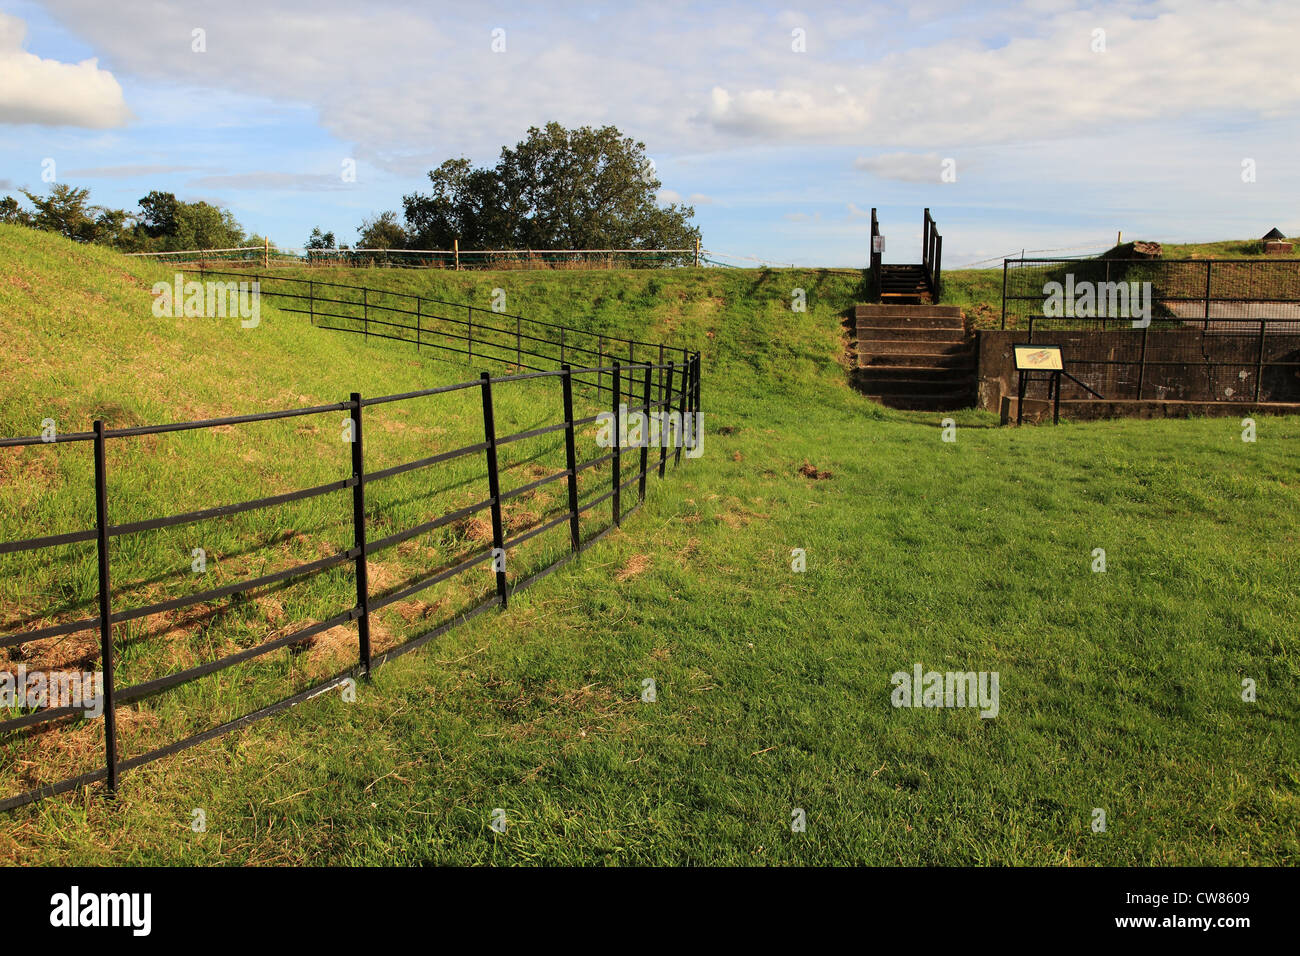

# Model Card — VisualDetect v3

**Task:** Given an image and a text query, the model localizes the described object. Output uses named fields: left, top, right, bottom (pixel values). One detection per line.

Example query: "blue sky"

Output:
left=2, top=0, right=1298, bottom=267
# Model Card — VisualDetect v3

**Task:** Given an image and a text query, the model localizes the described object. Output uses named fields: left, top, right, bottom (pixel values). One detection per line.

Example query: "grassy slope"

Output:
left=1, top=225, right=1297, bottom=865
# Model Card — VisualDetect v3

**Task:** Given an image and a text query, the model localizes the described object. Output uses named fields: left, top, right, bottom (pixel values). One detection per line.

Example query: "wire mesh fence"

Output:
left=1001, top=257, right=1300, bottom=402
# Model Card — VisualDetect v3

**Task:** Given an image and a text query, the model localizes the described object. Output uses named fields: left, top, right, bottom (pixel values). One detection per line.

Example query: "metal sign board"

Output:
left=1014, top=345, right=1064, bottom=371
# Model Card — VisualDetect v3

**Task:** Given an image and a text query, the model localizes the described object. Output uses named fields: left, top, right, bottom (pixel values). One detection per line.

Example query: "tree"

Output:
left=0, top=196, right=30, bottom=226
left=22, top=184, right=99, bottom=242
left=137, top=190, right=180, bottom=238
left=401, top=158, right=510, bottom=249
left=496, top=123, right=698, bottom=250
left=357, top=210, right=408, bottom=249
left=169, top=201, right=245, bottom=251
left=305, top=227, right=337, bottom=249
left=15, top=183, right=136, bottom=247
left=390, top=123, right=700, bottom=252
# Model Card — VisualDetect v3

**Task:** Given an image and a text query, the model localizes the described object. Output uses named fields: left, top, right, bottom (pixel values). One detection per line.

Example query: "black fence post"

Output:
left=681, top=356, right=691, bottom=468
left=694, top=351, right=702, bottom=417
left=1137, top=325, right=1149, bottom=400
left=598, top=335, right=605, bottom=399
left=1204, top=260, right=1212, bottom=331
left=1255, top=320, right=1266, bottom=402
left=480, top=373, right=509, bottom=608
left=416, top=297, right=422, bottom=352
left=309, top=279, right=315, bottom=328
left=657, top=343, right=665, bottom=410
left=1001, top=261, right=1009, bottom=330
left=561, top=365, right=581, bottom=551
left=934, top=235, right=942, bottom=300
left=685, top=354, right=699, bottom=459
left=363, top=288, right=369, bottom=341
left=349, top=393, right=371, bottom=676
left=92, top=420, right=119, bottom=794
left=467, top=306, right=473, bottom=360
left=639, top=365, right=651, bottom=503
left=659, top=360, right=674, bottom=478
left=612, top=362, right=622, bottom=527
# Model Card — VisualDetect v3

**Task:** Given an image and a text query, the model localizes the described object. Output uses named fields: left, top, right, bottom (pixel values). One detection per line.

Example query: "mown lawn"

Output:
left=0, top=226, right=1297, bottom=864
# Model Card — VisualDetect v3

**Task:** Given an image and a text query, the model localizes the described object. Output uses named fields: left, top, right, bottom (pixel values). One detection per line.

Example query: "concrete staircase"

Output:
left=852, top=304, right=976, bottom=410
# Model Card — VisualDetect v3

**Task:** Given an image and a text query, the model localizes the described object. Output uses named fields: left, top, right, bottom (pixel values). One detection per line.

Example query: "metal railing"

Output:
left=869, top=208, right=882, bottom=299
left=131, top=246, right=701, bottom=270
left=196, top=268, right=693, bottom=403
left=0, top=289, right=702, bottom=813
left=922, top=209, right=943, bottom=300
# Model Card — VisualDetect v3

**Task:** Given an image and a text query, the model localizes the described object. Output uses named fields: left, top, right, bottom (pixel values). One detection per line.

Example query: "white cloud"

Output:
left=32, top=0, right=1300, bottom=157
left=188, top=171, right=353, bottom=190
left=853, top=152, right=944, bottom=183
left=702, top=2, right=1300, bottom=147
left=0, top=14, right=129, bottom=128
left=64, top=163, right=200, bottom=178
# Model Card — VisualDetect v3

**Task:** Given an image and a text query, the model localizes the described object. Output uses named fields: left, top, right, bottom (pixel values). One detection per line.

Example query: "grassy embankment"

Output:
left=1, top=224, right=1297, bottom=864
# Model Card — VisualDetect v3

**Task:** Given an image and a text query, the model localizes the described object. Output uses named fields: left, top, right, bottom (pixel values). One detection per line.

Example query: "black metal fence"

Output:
left=1001, top=257, right=1300, bottom=402
left=198, top=268, right=694, bottom=402
left=0, top=280, right=702, bottom=813
left=922, top=208, right=943, bottom=300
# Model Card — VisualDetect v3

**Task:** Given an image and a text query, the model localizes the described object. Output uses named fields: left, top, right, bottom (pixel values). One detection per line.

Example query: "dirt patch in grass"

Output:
left=799, top=460, right=833, bottom=480
left=616, top=554, right=651, bottom=581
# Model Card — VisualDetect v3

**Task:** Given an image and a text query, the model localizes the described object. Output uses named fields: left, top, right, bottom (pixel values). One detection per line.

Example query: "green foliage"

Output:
left=396, top=123, right=700, bottom=252
left=357, top=210, right=407, bottom=249
left=305, top=227, right=336, bottom=249
left=5, top=185, right=249, bottom=252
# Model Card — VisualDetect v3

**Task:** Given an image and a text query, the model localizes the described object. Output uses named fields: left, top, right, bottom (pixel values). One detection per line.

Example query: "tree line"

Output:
left=0, top=185, right=262, bottom=252
left=1, top=124, right=699, bottom=254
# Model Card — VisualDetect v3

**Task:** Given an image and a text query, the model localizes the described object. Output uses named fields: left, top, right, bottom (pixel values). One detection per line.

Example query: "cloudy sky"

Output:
left=1, top=0, right=1297, bottom=266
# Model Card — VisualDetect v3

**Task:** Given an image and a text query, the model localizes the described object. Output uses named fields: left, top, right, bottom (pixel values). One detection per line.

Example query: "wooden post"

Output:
left=263, top=236, right=269, bottom=269
left=454, top=238, right=460, bottom=271
left=694, top=238, right=700, bottom=268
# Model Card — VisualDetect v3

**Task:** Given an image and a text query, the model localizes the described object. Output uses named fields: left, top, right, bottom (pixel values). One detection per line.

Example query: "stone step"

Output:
left=856, top=315, right=964, bottom=331
left=856, top=304, right=963, bottom=319
left=857, top=351, right=975, bottom=368
left=865, top=392, right=975, bottom=411
left=858, top=337, right=972, bottom=355
left=854, top=368, right=976, bottom=390
left=856, top=325, right=968, bottom=343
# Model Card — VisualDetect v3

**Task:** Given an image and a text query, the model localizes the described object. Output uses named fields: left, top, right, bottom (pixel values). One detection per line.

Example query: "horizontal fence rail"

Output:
left=130, top=246, right=702, bottom=270
left=192, top=268, right=695, bottom=405
left=1, top=282, right=703, bottom=813
left=1001, top=257, right=1300, bottom=403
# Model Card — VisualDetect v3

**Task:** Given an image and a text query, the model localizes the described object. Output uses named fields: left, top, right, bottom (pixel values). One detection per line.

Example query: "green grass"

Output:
left=1, top=224, right=1297, bottom=865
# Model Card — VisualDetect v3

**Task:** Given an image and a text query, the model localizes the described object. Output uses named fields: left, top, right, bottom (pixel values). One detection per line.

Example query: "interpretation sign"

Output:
left=1014, top=345, right=1064, bottom=372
